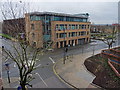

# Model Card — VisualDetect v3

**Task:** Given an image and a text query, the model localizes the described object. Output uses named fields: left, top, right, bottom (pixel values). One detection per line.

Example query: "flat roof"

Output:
left=28, top=12, right=89, bottom=19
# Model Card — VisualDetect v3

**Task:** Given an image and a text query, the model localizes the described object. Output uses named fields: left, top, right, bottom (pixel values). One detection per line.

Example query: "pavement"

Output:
left=1, top=38, right=119, bottom=88
left=2, top=77, right=19, bottom=88
left=54, top=49, right=102, bottom=89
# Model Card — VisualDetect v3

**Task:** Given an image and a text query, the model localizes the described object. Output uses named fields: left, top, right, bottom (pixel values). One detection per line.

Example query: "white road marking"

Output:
left=36, top=73, right=48, bottom=87
left=36, top=58, right=39, bottom=60
left=49, top=57, right=55, bottom=64
left=35, top=64, right=41, bottom=68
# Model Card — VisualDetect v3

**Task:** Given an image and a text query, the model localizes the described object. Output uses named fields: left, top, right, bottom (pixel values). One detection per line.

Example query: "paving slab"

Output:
left=55, top=50, right=101, bottom=88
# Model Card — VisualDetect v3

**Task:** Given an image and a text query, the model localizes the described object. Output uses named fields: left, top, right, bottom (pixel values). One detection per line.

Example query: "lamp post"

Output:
left=90, top=42, right=98, bottom=56
left=63, top=27, right=66, bottom=64
left=5, top=63, right=10, bottom=83
left=82, top=45, right=84, bottom=54
left=63, top=27, right=68, bottom=64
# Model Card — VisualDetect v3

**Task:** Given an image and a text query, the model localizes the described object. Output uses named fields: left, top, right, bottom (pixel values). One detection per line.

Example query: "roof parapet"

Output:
left=28, top=11, right=89, bottom=18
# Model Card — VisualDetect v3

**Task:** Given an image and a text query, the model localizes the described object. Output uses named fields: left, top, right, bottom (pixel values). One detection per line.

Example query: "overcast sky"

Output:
left=0, top=0, right=119, bottom=24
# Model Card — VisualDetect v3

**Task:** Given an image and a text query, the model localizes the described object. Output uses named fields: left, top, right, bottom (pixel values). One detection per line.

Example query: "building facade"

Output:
left=25, top=12, right=91, bottom=49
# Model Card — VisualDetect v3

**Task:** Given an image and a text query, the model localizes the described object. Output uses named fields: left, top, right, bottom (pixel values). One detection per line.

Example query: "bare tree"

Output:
left=1, top=0, right=42, bottom=89
left=2, top=38, right=39, bottom=89
left=100, top=26, right=117, bottom=49
left=1, top=0, right=30, bottom=39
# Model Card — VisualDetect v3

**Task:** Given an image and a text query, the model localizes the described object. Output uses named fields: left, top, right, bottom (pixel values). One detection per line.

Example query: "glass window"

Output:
left=81, top=31, right=86, bottom=36
left=30, top=15, right=35, bottom=21
left=56, top=33, right=59, bottom=38
left=59, top=33, right=67, bottom=38
left=75, top=25, right=78, bottom=29
left=83, top=19, right=87, bottom=22
left=87, top=31, right=89, bottom=35
left=55, top=24, right=59, bottom=30
left=70, top=17, right=74, bottom=21
left=74, top=18, right=82, bottom=22
left=84, top=25, right=86, bottom=29
left=71, top=32, right=75, bottom=37
left=81, top=25, right=85, bottom=29
left=76, top=32, right=77, bottom=36
left=54, top=16, right=59, bottom=21
left=41, top=16, right=45, bottom=20
left=46, top=16, right=51, bottom=20
left=79, top=32, right=81, bottom=36
left=53, top=16, right=88, bottom=22
left=30, top=15, right=42, bottom=21
left=66, top=17, right=74, bottom=21
left=88, top=25, right=90, bottom=29
left=68, top=24, right=72, bottom=30
left=68, top=32, right=71, bottom=37
left=36, top=16, right=41, bottom=20
left=59, top=16, right=64, bottom=21
left=72, top=25, right=75, bottom=30
left=45, top=15, right=51, bottom=23
left=65, top=24, right=67, bottom=30
left=79, top=25, right=82, bottom=29
left=54, top=16, right=64, bottom=21
left=66, top=17, right=70, bottom=21
left=64, top=33, right=67, bottom=37
left=60, top=24, right=64, bottom=30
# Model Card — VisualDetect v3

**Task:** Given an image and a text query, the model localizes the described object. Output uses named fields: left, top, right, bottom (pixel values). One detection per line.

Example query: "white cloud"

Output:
left=29, top=2, right=118, bottom=24
left=1, top=0, right=120, bottom=2
left=0, top=1, right=118, bottom=24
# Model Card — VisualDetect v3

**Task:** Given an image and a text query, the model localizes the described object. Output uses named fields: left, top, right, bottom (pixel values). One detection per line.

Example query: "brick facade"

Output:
left=51, top=21, right=90, bottom=48
left=25, top=14, right=43, bottom=48
left=25, top=12, right=91, bottom=49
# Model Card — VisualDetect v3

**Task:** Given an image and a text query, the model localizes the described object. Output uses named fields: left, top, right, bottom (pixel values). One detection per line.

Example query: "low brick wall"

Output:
left=101, top=52, right=120, bottom=60
left=101, top=48, right=120, bottom=61
left=101, top=47, right=120, bottom=78
left=108, top=60, right=120, bottom=77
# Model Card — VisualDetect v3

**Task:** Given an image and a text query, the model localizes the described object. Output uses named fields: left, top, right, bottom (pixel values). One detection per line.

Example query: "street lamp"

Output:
left=5, top=63, right=10, bottom=83
left=90, top=42, right=98, bottom=56
left=63, top=27, right=68, bottom=64
left=81, top=45, right=84, bottom=54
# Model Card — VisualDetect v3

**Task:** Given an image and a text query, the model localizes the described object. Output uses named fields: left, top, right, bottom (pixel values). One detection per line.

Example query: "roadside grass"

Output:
left=93, top=54, right=120, bottom=84
left=103, top=57, right=120, bottom=83
left=0, top=33, right=13, bottom=39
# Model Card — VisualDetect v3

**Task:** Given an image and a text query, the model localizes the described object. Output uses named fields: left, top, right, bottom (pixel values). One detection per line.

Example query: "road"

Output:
left=1, top=39, right=69, bottom=88
left=1, top=38, right=120, bottom=88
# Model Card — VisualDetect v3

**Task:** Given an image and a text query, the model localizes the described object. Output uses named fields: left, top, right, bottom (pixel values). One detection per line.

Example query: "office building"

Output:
left=25, top=12, right=91, bottom=49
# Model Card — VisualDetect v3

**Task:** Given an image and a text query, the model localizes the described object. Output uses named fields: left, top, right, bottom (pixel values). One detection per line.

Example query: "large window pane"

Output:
left=60, top=24, right=64, bottom=30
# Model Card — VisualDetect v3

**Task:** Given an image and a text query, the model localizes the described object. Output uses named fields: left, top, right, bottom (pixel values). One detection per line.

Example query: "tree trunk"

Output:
left=110, top=44, right=113, bottom=48
left=108, top=45, right=111, bottom=49
left=20, top=82, right=26, bottom=90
